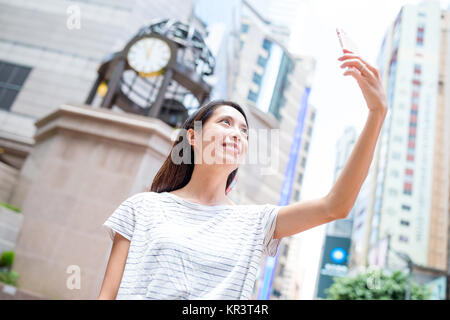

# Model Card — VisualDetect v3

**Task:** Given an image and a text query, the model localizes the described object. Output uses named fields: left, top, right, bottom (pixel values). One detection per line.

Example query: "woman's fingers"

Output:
left=342, top=65, right=364, bottom=82
left=338, top=54, right=380, bottom=78
left=339, top=51, right=388, bottom=114
left=340, top=59, right=374, bottom=79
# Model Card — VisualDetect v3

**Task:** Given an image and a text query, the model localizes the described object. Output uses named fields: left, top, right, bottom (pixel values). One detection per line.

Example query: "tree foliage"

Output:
left=325, top=269, right=431, bottom=300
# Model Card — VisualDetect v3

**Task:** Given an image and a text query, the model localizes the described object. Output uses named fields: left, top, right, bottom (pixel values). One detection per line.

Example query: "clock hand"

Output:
left=146, top=40, right=156, bottom=60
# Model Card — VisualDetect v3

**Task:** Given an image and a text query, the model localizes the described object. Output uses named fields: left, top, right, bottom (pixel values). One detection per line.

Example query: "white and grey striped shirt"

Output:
left=102, top=191, right=282, bottom=300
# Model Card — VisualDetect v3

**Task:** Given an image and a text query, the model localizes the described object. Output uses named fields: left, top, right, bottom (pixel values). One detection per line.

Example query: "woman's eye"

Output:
left=222, top=119, right=230, bottom=125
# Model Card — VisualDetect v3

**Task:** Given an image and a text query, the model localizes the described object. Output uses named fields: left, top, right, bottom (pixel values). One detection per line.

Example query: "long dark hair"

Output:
left=149, top=99, right=249, bottom=194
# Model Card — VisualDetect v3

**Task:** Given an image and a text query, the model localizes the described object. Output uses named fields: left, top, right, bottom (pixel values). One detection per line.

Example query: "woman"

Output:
left=98, top=49, right=387, bottom=299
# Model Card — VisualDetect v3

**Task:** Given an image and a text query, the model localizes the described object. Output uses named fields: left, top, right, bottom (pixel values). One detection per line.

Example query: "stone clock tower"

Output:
left=85, top=18, right=214, bottom=128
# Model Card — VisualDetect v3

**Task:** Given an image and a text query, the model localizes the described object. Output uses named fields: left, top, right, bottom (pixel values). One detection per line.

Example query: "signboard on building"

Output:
left=316, top=235, right=351, bottom=299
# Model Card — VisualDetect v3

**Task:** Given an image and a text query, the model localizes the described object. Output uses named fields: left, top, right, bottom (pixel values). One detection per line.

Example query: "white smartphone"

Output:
left=336, top=27, right=359, bottom=54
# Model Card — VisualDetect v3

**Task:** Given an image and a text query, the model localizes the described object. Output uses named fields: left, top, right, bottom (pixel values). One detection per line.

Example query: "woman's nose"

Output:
left=231, top=132, right=241, bottom=142
left=231, top=127, right=242, bottom=141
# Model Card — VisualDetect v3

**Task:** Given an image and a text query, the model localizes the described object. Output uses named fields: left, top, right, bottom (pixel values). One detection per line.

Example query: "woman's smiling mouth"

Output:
left=222, top=142, right=239, bottom=155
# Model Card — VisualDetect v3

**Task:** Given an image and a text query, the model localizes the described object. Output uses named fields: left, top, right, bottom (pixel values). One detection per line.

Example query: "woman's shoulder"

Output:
left=124, top=191, right=160, bottom=204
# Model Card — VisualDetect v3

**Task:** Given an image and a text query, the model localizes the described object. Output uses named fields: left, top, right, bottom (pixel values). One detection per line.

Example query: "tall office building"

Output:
left=243, top=0, right=303, bottom=46
left=192, top=0, right=242, bottom=100
left=235, top=1, right=317, bottom=300
left=365, top=0, right=449, bottom=276
left=441, top=9, right=450, bottom=298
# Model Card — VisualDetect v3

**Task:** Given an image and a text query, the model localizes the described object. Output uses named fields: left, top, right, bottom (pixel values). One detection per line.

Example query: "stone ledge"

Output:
left=0, top=282, right=45, bottom=300
left=33, top=104, right=175, bottom=157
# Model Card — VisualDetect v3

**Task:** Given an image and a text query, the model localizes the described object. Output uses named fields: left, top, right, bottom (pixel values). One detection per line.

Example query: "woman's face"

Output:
left=189, top=105, right=249, bottom=168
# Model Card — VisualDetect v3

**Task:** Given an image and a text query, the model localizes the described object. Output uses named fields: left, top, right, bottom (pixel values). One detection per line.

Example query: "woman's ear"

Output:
left=187, top=128, right=195, bottom=147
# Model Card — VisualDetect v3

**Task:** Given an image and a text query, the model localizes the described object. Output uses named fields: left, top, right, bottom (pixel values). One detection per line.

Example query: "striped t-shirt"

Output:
left=102, top=191, right=282, bottom=300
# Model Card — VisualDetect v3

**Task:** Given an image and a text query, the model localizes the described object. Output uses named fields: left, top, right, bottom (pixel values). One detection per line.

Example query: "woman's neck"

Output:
left=172, top=165, right=235, bottom=206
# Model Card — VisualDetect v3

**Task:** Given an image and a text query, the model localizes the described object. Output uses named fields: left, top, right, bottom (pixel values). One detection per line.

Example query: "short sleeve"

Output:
left=260, top=203, right=283, bottom=257
left=102, top=195, right=138, bottom=242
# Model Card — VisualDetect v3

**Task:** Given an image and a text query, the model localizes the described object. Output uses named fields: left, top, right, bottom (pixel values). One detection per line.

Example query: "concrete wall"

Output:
left=0, top=162, right=19, bottom=203
left=9, top=104, right=174, bottom=299
left=0, top=205, right=23, bottom=255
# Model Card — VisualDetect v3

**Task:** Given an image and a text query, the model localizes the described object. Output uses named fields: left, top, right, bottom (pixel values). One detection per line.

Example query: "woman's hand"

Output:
left=338, top=49, right=388, bottom=117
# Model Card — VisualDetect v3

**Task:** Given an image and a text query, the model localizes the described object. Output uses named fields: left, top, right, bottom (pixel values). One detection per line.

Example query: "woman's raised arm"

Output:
left=273, top=49, right=387, bottom=240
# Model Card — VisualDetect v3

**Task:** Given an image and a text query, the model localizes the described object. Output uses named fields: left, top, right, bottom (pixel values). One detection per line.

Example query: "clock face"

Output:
left=127, top=37, right=172, bottom=76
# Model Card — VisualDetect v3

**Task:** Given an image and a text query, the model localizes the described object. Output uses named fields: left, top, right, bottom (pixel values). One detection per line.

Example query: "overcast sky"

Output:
left=283, top=0, right=449, bottom=299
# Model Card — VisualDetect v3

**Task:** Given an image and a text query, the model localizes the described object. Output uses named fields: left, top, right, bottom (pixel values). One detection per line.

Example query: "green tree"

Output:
left=325, top=269, right=431, bottom=300
left=0, top=251, right=19, bottom=287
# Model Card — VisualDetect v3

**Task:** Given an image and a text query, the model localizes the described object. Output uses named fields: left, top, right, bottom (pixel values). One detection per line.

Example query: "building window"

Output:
left=297, top=172, right=303, bottom=184
left=257, top=55, right=267, bottom=68
left=283, top=244, right=289, bottom=257
left=399, top=235, right=409, bottom=243
left=400, top=220, right=410, bottom=226
left=252, top=72, right=262, bottom=85
left=262, top=38, right=272, bottom=51
left=392, top=152, right=401, bottom=160
left=416, top=24, right=424, bottom=46
left=272, top=289, right=281, bottom=297
left=405, top=168, right=413, bottom=176
left=247, top=89, right=258, bottom=103
left=310, top=110, right=316, bottom=121
left=278, top=264, right=285, bottom=276
left=294, top=189, right=300, bottom=201
left=301, top=157, right=307, bottom=168
left=0, top=60, right=32, bottom=111
left=403, top=189, right=412, bottom=196
left=416, top=38, right=423, bottom=46
left=307, top=126, right=313, bottom=136
left=388, top=188, right=398, bottom=196
left=407, top=149, right=414, bottom=158
left=414, top=64, right=421, bottom=74
left=304, top=141, right=309, bottom=151
left=241, top=23, right=249, bottom=33
left=402, top=204, right=411, bottom=211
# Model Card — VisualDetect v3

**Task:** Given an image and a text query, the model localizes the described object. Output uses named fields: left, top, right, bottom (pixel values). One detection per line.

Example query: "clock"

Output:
left=126, top=36, right=173, bottom=77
